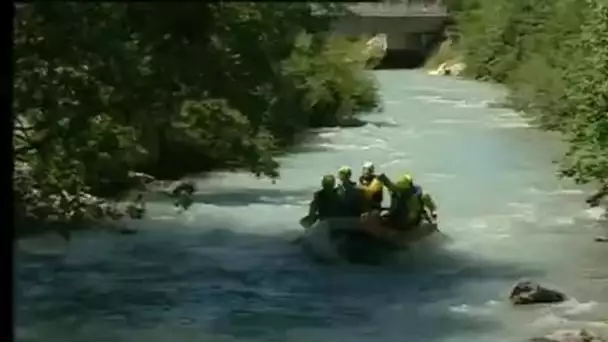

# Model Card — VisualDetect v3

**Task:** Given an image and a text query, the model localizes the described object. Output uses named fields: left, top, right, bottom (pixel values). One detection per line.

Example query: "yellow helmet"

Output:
left=395, top=174, right=413, bottom=189
left=338, top=166, right=352, bottom=180
left=321, top=174, right=336, bottom=188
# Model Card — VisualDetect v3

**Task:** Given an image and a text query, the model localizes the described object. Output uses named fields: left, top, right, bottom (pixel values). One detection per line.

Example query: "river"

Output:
left=15, top=70, right=608, bottom=342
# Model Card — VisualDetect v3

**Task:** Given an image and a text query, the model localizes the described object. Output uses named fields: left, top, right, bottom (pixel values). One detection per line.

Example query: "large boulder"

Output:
left=364, top=33, right=387, bottom=69
left=428, top=62, right=448, bottom=76
left=449, top=62, right=466, bottom=76
left=530, top=329, right=606, bottom=342
left=509, top=281, right=567, bottom=305
left=428, top=61, right=467, bottom=77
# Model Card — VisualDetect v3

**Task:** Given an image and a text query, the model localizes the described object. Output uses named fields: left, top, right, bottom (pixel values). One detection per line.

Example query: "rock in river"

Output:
left=530, top=329, right=606, bottom=342
left=509, top=280, right=567, bottom=305
left=428, top=61, right=467, bottom=77
left=594, top=236, right=608, bottom=242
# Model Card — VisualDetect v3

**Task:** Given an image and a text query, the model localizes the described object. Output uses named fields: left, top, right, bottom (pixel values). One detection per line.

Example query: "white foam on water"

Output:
left=379, top=159, right=406, bottom=168
left=453, top=100, right=489, bottom=109
left=468, top=218, right=490, bottom=229
left=400, top=85, right=467, bottom=93
left=360, top=143, right=392, bottom=151
left=317, top=143, right=367, bottom=151
left=373, top=137, right=388, bottom=145
left=586, top=321, right=608, bottom=328
left=552, top=217, right=576, bottom=225
left=495, top=111, right=522, bottom=118
left=524, top=187, right=586, bottom=197
left=388, top=151, right=408, bottom=158
left=584, top=207, right=606, bottom=220
left=530, top=313, right=570, bottom=327
left=492, top=122, right=532, bottom=129
left=486, top=118, right=532, bottom=129
left=427, top=172, right=457, bottom=179
left=448, top=302, right=497, bottom=316
left=505, top=202, right=537, bottom=220
left=423, top=173, right=457, bottom=184
left=546, top=189, right=586, bottom=196
left=556, top=299, right=598, bottom=316
left=431, top=118, right=480, bottom=125
left=411, top=95, right=466, bottom=106
left=318, top=131, right=338, bottom=139
left=384, top=100, right=403, bottom=105
left=506, top=202, right=535, bottom=209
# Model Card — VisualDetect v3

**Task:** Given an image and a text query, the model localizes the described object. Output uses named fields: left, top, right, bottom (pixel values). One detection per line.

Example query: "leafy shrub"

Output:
left=13, top=3, right=380, bottom=235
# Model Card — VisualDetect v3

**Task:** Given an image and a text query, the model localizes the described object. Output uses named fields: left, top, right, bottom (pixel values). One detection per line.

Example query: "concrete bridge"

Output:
left=330, top=1, right=450, bottom=68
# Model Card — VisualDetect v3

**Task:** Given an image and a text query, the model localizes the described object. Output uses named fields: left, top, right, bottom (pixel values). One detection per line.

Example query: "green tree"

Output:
left=12, top=3, right=380, bottom=237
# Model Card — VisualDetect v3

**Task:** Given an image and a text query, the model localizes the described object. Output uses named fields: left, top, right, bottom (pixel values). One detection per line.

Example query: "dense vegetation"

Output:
left=13, top=3, right=381, bottom=236
left=442, top=0, right=608, bottom=189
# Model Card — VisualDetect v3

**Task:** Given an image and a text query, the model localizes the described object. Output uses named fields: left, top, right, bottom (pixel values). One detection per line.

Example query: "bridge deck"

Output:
left=345, top=2, right=448, bottom=17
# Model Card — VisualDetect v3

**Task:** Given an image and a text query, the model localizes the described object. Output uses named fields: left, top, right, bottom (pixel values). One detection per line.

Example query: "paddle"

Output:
left=291, top=214, right=318, bottom=245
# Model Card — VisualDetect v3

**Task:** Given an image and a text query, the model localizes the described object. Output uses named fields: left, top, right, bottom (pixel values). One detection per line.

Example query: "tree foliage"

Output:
left=450, top=0, right=608, bottom=187
left=13, top=3, right=380, bottom=235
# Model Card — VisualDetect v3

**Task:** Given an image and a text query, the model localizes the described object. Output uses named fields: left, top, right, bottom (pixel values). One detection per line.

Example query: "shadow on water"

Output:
left=15, top=217, right=546, bottom=342
left=287, top=143, right=336, bottom=155
left=145, top=188, right=312, bottom=207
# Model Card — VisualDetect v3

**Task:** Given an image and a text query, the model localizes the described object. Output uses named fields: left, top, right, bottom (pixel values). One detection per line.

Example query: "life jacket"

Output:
left=314, top=189, right=341, bottom=219
left=360, top=175, right=383, bottom=208
left=388, top=185, right=423, bottom=228
left=405, top=185, right=424, bottom=225
left=337, top=181, right=364, bottom=217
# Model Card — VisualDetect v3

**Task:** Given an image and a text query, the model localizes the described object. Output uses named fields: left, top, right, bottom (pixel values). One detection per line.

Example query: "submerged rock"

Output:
left=530, top=329, right=606, bottom=342
left=594, top=236, right=608, bottom=242
left=509, top=281, right=566, bottom=305
left=118, top=227, right=138, bottom=235
left=168, top=180, right=196, bottom=197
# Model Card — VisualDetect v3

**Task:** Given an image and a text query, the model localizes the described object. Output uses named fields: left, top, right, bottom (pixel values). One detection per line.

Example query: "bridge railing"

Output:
left=346, top=1, right=448, bottom=16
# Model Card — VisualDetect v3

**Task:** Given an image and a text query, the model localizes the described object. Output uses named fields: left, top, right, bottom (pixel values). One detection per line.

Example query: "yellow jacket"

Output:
left=361, top=177, right=383, bottom=200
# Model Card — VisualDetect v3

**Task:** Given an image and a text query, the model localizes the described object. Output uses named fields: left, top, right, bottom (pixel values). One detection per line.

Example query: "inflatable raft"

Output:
left=300, top=212, right=439, bottom=263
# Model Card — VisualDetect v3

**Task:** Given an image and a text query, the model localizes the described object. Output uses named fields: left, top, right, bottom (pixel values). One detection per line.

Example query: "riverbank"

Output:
left=13, top=3, right=382, bottom=238
left=425, top=0, right=608, bottom=199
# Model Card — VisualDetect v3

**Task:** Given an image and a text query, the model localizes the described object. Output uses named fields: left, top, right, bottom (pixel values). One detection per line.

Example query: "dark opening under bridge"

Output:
left=329, top=2, right=450, bottom=68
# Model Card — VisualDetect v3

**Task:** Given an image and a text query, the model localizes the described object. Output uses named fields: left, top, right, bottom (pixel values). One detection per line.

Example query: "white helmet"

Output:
left=362, top=161, right=375, bottom=173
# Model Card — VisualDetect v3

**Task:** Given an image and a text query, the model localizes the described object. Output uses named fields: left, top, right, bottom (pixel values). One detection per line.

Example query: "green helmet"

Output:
left=338, top=166, right=352, bottom=180
left=321, top=174, right=336, bottom=189
left=395, top=174, right=413, bottom=189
